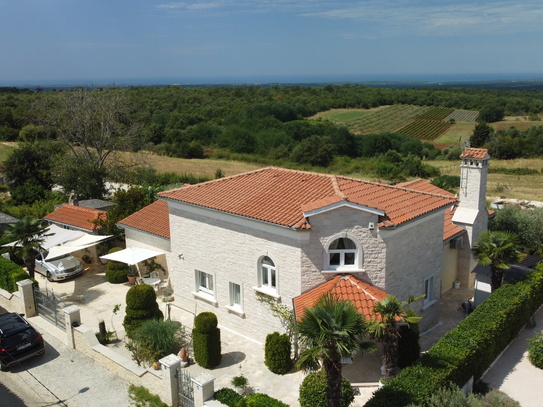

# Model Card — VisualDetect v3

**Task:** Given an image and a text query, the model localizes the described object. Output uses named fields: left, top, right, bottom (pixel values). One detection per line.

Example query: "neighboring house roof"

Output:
left=473, top=255, right=542, bottom=281
left=43, top=204, right=106, bottom=232
left=0, top=212, right=19, bottom=225
left=117, top=200, right=170, bottom=239
left=158, top=167, right=457, bottom=230
left=293, top=274, right=390, bottom=321
left=460, top=148, right=489, bottom=159
left=78, top=199, right=116, bottom=211
left=396, top=179, right=465, bottom=241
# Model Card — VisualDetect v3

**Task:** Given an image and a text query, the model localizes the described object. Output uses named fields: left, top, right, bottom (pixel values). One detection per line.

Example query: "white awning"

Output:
left=100, top=247, right=165, bottom=265
left=45, top=234, right=113, bottom=260
left=2, top=224, right=84, bottom=249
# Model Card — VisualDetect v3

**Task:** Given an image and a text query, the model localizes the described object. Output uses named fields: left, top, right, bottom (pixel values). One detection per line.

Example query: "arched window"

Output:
left=327, top=237, right=358, bottom=270
left=259, top=256, right=277, bottom=293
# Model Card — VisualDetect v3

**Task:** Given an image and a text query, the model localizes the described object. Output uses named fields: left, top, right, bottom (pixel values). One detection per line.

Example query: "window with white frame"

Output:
left=328, top=237, right=357, bottom=270
left=229, top=282, right=243, bottom=310
left=259, top=256, right=277, bottom=293
left=196, top=270, right=214, bottom=296
left=424, top=276, right=434, bottom=305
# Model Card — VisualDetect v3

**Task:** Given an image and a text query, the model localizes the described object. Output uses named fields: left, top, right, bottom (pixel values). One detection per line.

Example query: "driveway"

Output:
left=482, top=305, right=543, bottom=407
left=0, top=306, right=132, bottom=407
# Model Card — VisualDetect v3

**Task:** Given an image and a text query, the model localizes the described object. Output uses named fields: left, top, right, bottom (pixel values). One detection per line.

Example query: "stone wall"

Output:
left=0, top=287, right=21, bottom=313
left=168, top=204, right=304, bottom=343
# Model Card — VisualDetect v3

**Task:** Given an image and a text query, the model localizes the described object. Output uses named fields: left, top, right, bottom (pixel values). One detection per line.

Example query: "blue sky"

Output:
left=1, top=0, right=542, bottom=84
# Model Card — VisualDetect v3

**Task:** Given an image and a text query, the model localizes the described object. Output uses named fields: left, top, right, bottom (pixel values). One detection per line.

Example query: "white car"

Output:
left=35, top=250, right=84, bottom=282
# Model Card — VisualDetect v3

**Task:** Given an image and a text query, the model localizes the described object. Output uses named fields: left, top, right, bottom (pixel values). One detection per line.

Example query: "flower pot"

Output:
left=128, top=276, right=137, bottom=285
left=152, top=361, right=161, bottom=370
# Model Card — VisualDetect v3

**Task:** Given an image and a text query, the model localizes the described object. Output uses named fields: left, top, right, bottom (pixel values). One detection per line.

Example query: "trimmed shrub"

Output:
left=397, top=323, right=421, bottom=369
left=298, top=370, right=354, bottom=407
left=105, top=247, right=129, bottom=284
left=214, top=388, right=243, bottom=407
left=192, top=312, right=221, bottom=368
left=128, top=319, right=185, bottom=365
left=123, top=284, right=163, bottom=337
left=528, top=332, right=543, bottom=369
left=264, top=331, right=292, bottom=374
left=239, top=393, right=290, bottom=407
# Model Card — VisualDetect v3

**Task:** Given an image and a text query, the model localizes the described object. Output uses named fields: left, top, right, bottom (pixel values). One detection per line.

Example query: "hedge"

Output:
left=0, top=257, right=35, bottom=293
left=299, top=370, right=354, bottom=407
left=365, top=264, right=543, bottom=407
left=214, top=388, right=289, bottom=407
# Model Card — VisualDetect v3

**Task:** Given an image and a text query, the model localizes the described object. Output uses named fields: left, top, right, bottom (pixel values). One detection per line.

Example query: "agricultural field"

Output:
left=313, top=105, right=479, bottom=143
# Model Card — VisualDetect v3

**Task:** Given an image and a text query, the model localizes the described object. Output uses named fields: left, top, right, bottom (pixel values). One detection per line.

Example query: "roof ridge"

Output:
left=329, top=175, right=347, bottom=200
left=57, top=204, right=105, bottom=214
left=341, top=275, right=380, bottom=301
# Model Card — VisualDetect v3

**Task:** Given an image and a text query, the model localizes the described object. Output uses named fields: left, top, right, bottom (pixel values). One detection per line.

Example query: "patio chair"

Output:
left=159, top=277, right=170, bottom=295
left=150, top=271, right=159, bottom=279
left=136, top=277, right=144, bottom=285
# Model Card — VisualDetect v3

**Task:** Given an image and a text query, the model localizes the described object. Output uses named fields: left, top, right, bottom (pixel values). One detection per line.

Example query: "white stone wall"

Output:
left=168, top=204, right=304, bottom=343
left=380, top=210, right=445, bottom=330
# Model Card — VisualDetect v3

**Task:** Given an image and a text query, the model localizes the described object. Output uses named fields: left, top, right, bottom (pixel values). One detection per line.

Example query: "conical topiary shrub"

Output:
left=123, top=283, right=163, bottom=338
left=192, top=312, right=221, bottom=368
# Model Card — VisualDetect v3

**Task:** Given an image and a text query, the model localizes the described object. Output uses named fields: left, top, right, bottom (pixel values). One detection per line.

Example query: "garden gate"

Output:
left=34, top=286, right=66, bottom=330
left=176, top=368, right=194, bottom=407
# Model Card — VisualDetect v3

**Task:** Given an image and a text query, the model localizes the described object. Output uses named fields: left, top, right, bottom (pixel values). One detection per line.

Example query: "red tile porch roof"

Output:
left=43, top=204, right=106, bottom=231
left=293, top=274, right=390, bottom=321
left=158, top=167, right=457, bottom=230
left=117, top=200, right=170, bottom=239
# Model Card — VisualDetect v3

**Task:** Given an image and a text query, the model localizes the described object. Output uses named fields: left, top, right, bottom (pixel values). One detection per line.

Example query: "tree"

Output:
left=94, top=187, right=155, bottom=235
left=296, top=293, right=374, bottom=407
left=34, top=87, right=147, bottom=198
left=473, top=230, right=520, bottom=292
left=469, top=122, right=493, bottom=148
left=368, top=295, right=422, bottom=379
left=5, top=141, right=65, bottom=205
left=3, top=216, right=52, bottom=279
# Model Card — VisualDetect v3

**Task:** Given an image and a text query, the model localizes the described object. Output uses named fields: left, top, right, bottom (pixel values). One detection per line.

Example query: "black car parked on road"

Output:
left=0, top=312, right=45, bottom=371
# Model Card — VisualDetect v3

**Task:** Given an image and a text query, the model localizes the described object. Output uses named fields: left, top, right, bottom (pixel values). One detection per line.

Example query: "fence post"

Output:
left=63, top=305, right=81, bottom=349
left=159, top=353, right=182, bottom=406
left=192, top=372, right=215, bottom=407
left=17, top=279, right=36, bottom=317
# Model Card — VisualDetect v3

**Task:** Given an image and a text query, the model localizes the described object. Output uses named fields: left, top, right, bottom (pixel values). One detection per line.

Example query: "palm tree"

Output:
left=473, top=230, right=520, bottom=292
left=296, top=293, right=375, bottom=407
left=368, top=295, right=422, bottom=379
left=4, top=216, right=52, bottom=279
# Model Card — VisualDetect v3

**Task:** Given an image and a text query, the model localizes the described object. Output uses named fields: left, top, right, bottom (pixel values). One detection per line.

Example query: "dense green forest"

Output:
left=1, top=84, right=543, bottom=208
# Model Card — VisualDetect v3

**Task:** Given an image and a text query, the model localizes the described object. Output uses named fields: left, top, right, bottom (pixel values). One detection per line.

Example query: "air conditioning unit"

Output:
left=450, top=236, right=463, bottom=249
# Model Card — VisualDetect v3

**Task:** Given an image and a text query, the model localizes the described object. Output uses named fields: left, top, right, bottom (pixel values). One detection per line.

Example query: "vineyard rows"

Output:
left=347, top=105, right=430, bottom=134
left=445, top=109, right=479, bottom=122
left=416, top=107, right=455, bottom=120
left=396, top=119, right=453, bottom=141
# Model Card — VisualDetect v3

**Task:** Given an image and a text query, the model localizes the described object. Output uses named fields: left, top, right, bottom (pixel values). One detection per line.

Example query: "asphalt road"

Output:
left=0, top=311, right=133, bottom=407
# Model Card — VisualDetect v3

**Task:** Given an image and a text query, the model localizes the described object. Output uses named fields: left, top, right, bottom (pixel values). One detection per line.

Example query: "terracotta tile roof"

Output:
left=118, top=200, right=170, bottom=239
left=43, top=204, right=106, bottom=231
left=460, top=148, right=489, bottom=159
left=396, top=179, right=463, bottom=241
left=158, top=167, right=457, bottom=230
left=293, top=274, right=390, bottom=321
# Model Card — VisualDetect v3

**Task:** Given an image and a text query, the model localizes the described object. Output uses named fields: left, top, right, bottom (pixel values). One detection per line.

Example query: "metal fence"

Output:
left=176, top=368, right=194, bottom=407
left=34, top=286, right=66, bottom=330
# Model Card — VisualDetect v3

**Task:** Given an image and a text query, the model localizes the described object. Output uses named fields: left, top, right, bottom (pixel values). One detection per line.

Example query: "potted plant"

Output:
left=231, top=373, right=248, bottom=395
left=127, top=266, right=139, bottom=285
left=179, top=347, right=189, bottom=367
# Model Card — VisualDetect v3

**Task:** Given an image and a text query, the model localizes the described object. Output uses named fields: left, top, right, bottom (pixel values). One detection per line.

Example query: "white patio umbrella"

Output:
left=99, top=247, right=165, bottom=265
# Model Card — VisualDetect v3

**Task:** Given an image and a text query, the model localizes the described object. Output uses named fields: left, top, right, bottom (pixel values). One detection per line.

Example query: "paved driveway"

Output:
left=482, top=305, right=543, bottom=407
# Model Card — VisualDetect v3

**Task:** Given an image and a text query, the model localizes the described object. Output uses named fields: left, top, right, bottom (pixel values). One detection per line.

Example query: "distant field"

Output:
left=313, top=105, right=480, bottom=143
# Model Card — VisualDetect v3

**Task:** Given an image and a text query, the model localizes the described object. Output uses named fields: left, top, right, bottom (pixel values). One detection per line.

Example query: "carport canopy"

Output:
left=45, top=233, right=113, bottom=260
left=99, top=247, right=165, bottom=265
